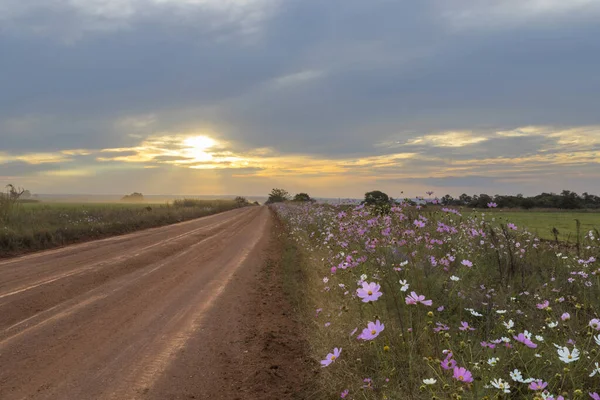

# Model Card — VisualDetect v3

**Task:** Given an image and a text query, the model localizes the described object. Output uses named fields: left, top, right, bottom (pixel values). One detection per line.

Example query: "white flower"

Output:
left=323, top=277, right=329, bottom=283
left=595, top=334, right=600, bottom=346
left=590, top=362, right=600, bottom=377
left=360, top=274, right=368, bottom=281
left=450, top=275, right=460, bottom=281
left=490, top=378, right=510, bottom=393
left=487, top=357, right=499, bottom=366
left=496, top=309, right=507, bottom=314
left=523, top=330, right=532, bottom=340
left=510, top=369, right=523, bottom=382
left=557, top=346, right=580, bottom=363
left=423, top=378, right=437, bottom=385
left=399, top=280, right=409, bottom=292
left=547, top=321, right=559, bottom=328
left=464, top=308, right=483, bottom=317
left=503, top=319, right=514, bottom=329
left=535, top=335, right=544, bottom=342
left=522, top=377, right=535, bottom=383
left=400, top=260, right=409, bottom=267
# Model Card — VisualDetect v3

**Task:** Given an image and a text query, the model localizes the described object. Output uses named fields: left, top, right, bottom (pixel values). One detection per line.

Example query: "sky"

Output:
left=1, top=0, right=599, bottom=198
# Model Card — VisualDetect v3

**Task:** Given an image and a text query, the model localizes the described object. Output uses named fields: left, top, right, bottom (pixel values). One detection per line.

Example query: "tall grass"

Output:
left=275, top=203, right=600, bottom=399
left=0, top=199, right=245, bottom=257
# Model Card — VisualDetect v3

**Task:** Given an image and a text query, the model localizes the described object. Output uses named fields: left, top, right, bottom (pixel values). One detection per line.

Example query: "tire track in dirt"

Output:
left=0, top=206, right=311, bottom=400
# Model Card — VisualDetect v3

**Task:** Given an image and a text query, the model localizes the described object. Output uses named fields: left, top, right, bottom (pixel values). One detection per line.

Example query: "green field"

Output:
left=0, top=200, right=246, bottom=256
left=467, top=209, right=600, bottom=241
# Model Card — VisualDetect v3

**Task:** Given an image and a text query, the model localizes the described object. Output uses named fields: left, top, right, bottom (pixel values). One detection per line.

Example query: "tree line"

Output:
left=439, top=190, right=600, bottom=209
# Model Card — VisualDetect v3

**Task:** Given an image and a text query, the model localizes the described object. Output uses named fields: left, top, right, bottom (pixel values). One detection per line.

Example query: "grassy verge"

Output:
left=0, top=200, right=247, bottom=257
left=275, top=203, right=600, bottom=399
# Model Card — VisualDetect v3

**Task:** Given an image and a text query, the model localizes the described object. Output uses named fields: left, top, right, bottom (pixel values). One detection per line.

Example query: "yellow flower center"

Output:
left=368, top=290, right=373, bottom=295
left=568, top=355, right=572, bottom=359
left=330, top=355, right=336, bottom=360
left=458, top=375, right=464, bottom=381
left=371, top=330, right=377, bottom=335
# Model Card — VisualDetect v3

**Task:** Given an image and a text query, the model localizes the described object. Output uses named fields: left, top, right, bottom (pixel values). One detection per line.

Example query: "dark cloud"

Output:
left=1, top=0, right=599, bottom=195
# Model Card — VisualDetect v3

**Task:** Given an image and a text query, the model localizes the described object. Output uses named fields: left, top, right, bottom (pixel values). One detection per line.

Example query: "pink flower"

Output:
left=536, top=300, right=550, bottom=309
left=357, top=282, right=383, bottom=303
left=528, top=380, right=548, bottom=391
left=459, top=321, right=475, bottom=331
left=487, top=202, right=498, bottom=208
left=461, top=259, right=473, bottom=268
left=405, top=291, right=433, bottom=306
left=452, top=366, right=473, bottom=383
left=340, top=389, right=349, bottom=398
left=358, top=320, right=385, bottom=340
left=320, top=348, right=342, bottom=367
left=590, top=319, right=600, bottom=330
left=441, top=357, right=457, bottom=370
left=514, top=331, right=537, bottom=348
left=590, top=393, right=600, bottom=400
left=561, top=312, right=570, bottom=321
left=507, top=223, right=517, bottom=230
left=414, top=220, right=425, bottom=228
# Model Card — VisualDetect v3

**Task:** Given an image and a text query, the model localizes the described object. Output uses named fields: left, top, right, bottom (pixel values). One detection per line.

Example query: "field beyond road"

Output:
left=0, top=207, right=309, bottom=399
left=465, top=209, right=600, bottom=242
left=0, top=200, right=246, bottom=257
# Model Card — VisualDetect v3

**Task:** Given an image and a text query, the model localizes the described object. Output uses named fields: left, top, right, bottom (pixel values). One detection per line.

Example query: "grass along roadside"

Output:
left=274, top=203, right=600, bottom=399
left=0, top=200, right=248, bottom=257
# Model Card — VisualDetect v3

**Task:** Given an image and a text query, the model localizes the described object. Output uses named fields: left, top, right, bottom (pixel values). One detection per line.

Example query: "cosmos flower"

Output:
left=556, top=345, right=580, bottom=363
left=590, top=319, right=600, bottom=331
left=459, top=321, right=475, bottom=331
left=399, top=279, right=409, bottom=292
left=510, top=369, right=523, bottom=382
left=358, top=320, right=385, bottom=340
left=590, top=362, right=600, bottom=377
left=356, top=282, right=383, bottom=303
left=320, top=348, right=342, bottom=367
left=491, top=378, right=510, bottom=393
left=405, top=291, right=432, bottom=306
left=514, top=331, right=537, bottom=348
left=528, top=380, right=548, bottom=390
left=452, top=366, right=473, bottom=383
left=422, top=378, right=436, bottom=385
left=537, top=300, right=550, bottom=309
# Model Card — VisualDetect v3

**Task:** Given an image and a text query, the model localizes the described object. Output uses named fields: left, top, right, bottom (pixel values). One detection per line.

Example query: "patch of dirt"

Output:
left=146, top=210, right=313, bottom=400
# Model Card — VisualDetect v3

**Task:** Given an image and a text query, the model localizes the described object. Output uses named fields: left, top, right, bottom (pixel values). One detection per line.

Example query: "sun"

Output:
left=183, top=135, right=216, bottom=161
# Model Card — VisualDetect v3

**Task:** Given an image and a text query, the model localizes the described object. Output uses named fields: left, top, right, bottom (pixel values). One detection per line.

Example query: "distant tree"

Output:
left=363, top=190, right=390, bottom=207
left=559, top=190, right=581, bottom=209
left=458, top=193, right=472, bottom=205
left=121, top=192, right=144, bottom=202
left=266, top=188, right=290, bottom=204
left=293, top=193, right=313, bottom=202
left=441, top=194, right=454, bottom=206
left=234, top=196, right=249, bottom=206
left=521, top=198, right=535, bottom=210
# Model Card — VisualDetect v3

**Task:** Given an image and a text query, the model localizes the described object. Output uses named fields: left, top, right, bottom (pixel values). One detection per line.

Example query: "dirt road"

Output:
left=0, top=206, right=309, bottom=399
